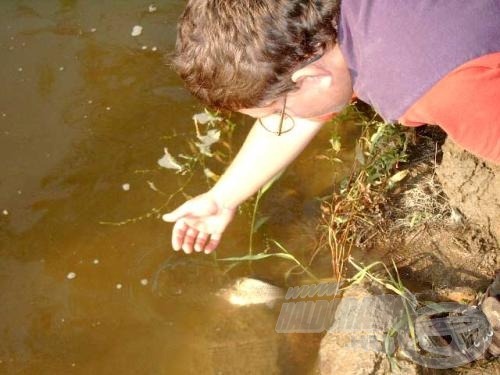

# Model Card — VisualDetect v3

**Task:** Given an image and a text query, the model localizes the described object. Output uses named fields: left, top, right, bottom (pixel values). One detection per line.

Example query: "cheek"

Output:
left=289, top=94, right=339, bottom=118
left=301, top=87, right=353, bottom=118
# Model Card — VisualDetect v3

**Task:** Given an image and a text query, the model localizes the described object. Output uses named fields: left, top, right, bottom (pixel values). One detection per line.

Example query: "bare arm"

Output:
left=209, top=116, right=325, bottom=208
left=162, top=116, right=325, bottom=253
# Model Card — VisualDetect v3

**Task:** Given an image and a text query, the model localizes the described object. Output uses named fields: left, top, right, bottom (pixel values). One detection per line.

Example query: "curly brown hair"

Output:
left=174, top=0, right=341, bottom=111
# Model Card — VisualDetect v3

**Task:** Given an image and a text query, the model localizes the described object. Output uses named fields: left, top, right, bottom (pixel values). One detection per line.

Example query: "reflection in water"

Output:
left=0, top=1, right=358, bottom=374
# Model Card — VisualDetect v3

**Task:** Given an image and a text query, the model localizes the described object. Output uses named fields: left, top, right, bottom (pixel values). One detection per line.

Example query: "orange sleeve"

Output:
left=399, top=53, right=500, bottom=164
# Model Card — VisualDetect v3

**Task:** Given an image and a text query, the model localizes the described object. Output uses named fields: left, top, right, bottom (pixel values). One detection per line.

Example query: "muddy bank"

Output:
left=325, top=129, right=500, bottom=374
left=437, top=139, right=500, bottom=245
left=376, top=132, right=499, bottom=292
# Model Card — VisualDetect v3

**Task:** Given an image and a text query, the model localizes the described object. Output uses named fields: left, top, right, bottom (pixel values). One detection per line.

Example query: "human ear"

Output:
left=291, top=65, right=332, bottom=89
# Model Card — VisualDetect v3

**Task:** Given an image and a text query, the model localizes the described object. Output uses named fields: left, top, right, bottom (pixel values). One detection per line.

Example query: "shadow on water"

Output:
left=0, top=1, right=360, bottom=374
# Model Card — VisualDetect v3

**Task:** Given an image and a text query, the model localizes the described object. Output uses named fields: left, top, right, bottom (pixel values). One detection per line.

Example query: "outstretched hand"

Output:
left=162, top=192, right=236, bottom=254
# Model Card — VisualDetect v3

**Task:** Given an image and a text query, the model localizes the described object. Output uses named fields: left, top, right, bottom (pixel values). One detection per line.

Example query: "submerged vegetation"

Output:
left=212, top=104, right=418, bottom=285
left=100, top=103, right=418, bottom=284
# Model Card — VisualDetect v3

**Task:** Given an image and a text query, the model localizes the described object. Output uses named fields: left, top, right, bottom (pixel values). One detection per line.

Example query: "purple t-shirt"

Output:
left=338, top=0, right=500, bottom=122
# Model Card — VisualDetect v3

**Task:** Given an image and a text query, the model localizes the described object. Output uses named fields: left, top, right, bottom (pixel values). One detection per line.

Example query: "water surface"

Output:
left=0, top=2, right=358, bottom=373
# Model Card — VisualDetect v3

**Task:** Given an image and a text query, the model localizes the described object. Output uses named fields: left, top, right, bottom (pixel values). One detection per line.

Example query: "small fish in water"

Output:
left=216, top=277, right=284, bottom=308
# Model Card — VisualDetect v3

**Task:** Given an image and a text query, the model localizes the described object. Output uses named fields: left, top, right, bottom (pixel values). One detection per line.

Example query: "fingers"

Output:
left=203, top=233, right=221, bottom=254
left=194, top=232, right=210, bottom=253
left=181, top=228, right=198, bottom=254
left=161, top=206, right=184, bottom=222
left=171, top=219, right=221, bottom=254
left=162, top=202, right=190, bottom=222
left=172, top=220, right=188, bottom=251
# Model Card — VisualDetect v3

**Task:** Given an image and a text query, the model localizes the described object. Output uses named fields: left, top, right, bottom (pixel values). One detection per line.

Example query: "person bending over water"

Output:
left=162, top=0, right=500, bottom=254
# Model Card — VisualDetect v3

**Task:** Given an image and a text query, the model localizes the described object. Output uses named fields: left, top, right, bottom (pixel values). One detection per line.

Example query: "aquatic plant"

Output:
left=206, top=103, right=413, bottom=284
left=315, top=104, right=412, bottom=280
left=217, top=242, right=319, bottom=283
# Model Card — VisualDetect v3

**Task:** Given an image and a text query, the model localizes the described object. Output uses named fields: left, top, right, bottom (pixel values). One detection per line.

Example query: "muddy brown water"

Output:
left=0, top=1, right=362, bottom=374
